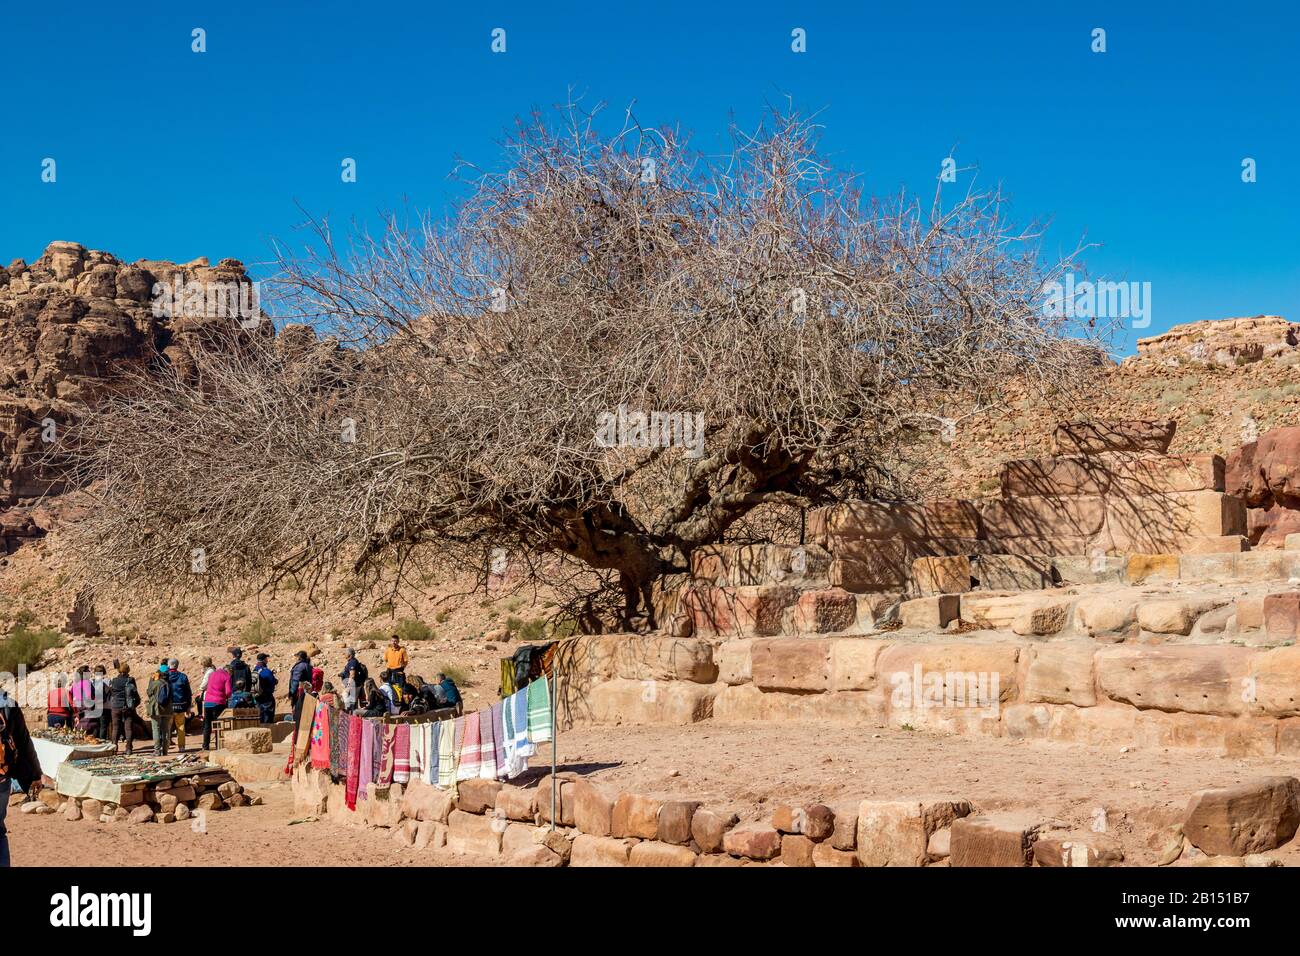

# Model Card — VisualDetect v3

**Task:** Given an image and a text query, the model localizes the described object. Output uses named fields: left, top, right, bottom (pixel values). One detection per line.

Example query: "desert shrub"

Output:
left=369, top=601, right=394, bottom=618
left=435, top=610, right=450, bottom=624
left=241, top=618, right=276, bottom=644
left=0, top=624, right=64, bottom=674
left=506, top=616, right=547, bottom=642
left=394, top=617, right=433, bottom=642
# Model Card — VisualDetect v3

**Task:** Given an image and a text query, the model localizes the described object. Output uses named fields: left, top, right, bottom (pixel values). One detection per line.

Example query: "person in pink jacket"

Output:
left=201, top=666, right=233, bottom=751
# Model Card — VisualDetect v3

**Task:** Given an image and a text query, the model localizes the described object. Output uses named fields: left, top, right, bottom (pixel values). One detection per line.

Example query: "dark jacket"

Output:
left=254, top=665, right=277, bottom=703
left=228, top=659, right=253, bottom=694
left=0, top=693, right=40, bottom=792
left=437, top=678, right=461, bottom=707
left=167, top=671, right=192, bottom=712
left=146, top=676, right=172, bottom=719
left=289, top=660, right=313, bottom=699
left=107, top=674, right=139, bottom=710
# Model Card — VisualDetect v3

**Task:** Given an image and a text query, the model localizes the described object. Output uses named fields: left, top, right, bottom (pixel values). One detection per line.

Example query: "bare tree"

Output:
left=63, top=103, right=1108, bottom=632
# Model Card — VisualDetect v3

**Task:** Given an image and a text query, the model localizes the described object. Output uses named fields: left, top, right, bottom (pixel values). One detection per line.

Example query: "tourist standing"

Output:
left=0, top=687, right=41, bottom=868
left=146, top=664, right=173, bottom=756
left=339, top=648, right=367, bottom=711
left=107, top=662, right=139, bottom=755
left=166, top=658, right=192, bottom=751
left=288, top=650, right=313, bottom=726
left=89, top=665, right=110, bottom=740
left=201, top=664, right=232, bottom=752
left=46, top=673, right=72, bottom=728
left=253, top=653, right=278, bottom=724
left=384, top=635, right=408, bottom=686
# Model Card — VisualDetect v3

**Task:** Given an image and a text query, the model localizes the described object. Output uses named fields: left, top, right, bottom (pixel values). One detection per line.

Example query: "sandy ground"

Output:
left=10, top=720, right=1300, bottom=866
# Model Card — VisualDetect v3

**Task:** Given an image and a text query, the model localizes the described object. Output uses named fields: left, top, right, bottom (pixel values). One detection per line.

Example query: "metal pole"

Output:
left=549, top=669, right=558, bottom=832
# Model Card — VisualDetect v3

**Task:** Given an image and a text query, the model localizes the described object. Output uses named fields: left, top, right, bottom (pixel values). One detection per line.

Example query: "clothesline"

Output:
left=304, top=675, right=555, bottom=812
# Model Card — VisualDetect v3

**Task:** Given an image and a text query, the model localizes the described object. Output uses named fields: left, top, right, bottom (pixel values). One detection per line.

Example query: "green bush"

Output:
left=240, top=618, right=276, bottom=644
left=395, top=617, right=434, bottom=642
left=0, top=624, right=64, bottom=674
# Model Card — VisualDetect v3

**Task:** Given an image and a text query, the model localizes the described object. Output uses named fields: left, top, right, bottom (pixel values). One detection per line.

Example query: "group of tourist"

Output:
left=42, top=635, right=459, bottom=758
left=323, top=636, right=462, bottom=719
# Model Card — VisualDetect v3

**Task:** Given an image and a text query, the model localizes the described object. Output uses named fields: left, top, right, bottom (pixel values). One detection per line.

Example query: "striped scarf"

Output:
left=456, top=711, right=482, bottom=781
left=527, top=675, right=553, bottom=744
left=491, top=702, right=507, bottom=779
left=437, top=718, right=457, bottom=788
left=379, top=724, right=396, bottom=786
left=393, top=723, right=411, bottom=784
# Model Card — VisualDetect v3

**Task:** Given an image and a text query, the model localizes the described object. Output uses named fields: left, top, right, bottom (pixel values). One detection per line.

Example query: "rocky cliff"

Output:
left=0, top=241, right=263, bottom=551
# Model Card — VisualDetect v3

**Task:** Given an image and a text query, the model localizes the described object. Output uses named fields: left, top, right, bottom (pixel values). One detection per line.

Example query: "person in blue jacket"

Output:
left=253, top=654, right=278, bottom=724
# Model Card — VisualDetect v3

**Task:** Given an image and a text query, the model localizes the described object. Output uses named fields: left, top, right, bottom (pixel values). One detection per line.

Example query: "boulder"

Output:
left=446, top=809, right=503, bottom=857
left=789, top=588, right=859, bottom=634
left=570, top=780, right=615, bottom=837
left=722, top=824, right=782, bottom=860
left=1183, top=777, right=1300, bottom=856
left=912, top=556, right=972, bottom=596
left=629, top=841, right=697, bottom=867
left=455, top=779, right=502, bottom=815
left=750, top=639, right=831, bottom=692
left=973, top=554, right=1053, bottom=591
left=657, top=800, right=701, bottom=846
left=221, top=727, right=272, bottom=754
left=691, top=808, right=739, bottom=853
left=1137, top=598, right=1224, bottom=636
left=1096, top=645, right=1255, bottom=717
left=569, top=834, right=635, bottom=867
left=1033, top=832, right=1124, bottom=867
left=898, top=595, right=960, bottom=630
left=949, top=813, right=1042, bottom=867
left=610, top=793, right=662, bottom=840
left=1074, top=594, right=1138, bottom=639
left=1025, top=645, right=1097, bottom=707
left=856, top=799, right=972, bottom=866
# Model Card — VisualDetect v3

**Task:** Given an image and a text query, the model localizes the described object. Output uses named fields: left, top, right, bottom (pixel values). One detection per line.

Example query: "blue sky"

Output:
left=1, top=0, right=1295, bottom=353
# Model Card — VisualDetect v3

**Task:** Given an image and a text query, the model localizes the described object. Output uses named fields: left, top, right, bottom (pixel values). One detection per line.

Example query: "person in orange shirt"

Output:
left=383, top=635, right=408, bottom=684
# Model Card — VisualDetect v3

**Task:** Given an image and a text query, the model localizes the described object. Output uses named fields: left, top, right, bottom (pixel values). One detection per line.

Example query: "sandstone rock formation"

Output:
left=1226, top=426, right=1300, bottom=547
left=0, top=240, right=266, bottom=549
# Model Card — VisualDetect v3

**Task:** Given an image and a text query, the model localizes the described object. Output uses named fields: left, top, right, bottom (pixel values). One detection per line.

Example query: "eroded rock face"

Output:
left=1226, top=427, right=1300, bottom=547
left=1135, top=316, right=1300, bottom=368
left=1183, top=777, right=1300, bottom=856
left=0, top=241, right=276, bottom=545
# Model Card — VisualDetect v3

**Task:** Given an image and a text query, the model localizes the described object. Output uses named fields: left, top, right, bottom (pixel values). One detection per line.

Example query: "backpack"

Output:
left=248, top=668, right=262, bottom=698
left=155, top=678, right=172, bottom=710
left=353, top=661, right=368, bottom=686
left=229, top=659, right=252, bottom=692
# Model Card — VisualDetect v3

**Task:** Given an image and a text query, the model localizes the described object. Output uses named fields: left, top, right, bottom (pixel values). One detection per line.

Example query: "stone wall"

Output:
left=290, top=763, right=1298, bottom=867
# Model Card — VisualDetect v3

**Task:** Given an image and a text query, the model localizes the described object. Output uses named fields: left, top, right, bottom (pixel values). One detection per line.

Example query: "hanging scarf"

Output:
left=328, top=708, right=346, bottom=781
left=457, top=711, right=482, bottom=781
left=436, top=717, right=457, bottom=785
left=490, top=701, right=507, bottom=780
left=431, top=723, right=447, bottom=785
left=393, top=723, right=411, bottom=784
left=345, top=715, right=363, bottom=810
left=477, top=707, right=499, bottom=780
left=309, top=702, right=330, bottom=770
left=358, top=719, right=374, bottom=801
left=409, top=720, right=426, bottom=778
left=379, top=724, right=396, bottom=786
left=526, top=675, right=553, bottom=744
